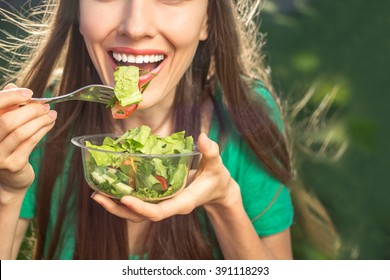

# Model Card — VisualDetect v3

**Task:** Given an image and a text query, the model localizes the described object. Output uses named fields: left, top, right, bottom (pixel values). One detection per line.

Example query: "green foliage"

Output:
left=262, top=0, right=390, bottom=259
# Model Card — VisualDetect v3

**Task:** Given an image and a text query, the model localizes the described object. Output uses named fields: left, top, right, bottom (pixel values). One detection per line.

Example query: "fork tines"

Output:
left=99, top=89, right=114, bottom=103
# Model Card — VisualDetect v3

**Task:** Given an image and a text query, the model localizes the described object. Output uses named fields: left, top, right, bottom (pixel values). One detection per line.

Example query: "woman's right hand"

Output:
left=0, top=83, right=57, bottom=193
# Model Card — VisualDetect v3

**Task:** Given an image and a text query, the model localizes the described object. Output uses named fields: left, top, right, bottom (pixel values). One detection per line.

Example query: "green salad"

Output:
left=107, top=66, right=156, bottom=119
left=85, top=125, right=196, bottom=200
left=112, top=65, right=143, bottom=107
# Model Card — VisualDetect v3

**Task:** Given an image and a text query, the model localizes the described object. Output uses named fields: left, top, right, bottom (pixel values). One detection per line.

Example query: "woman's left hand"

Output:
left=91, top=133, right=241, bottom=222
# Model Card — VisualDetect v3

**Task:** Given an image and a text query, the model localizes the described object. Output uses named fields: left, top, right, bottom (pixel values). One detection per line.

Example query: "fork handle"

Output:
left=27, top=98, right=50, bottom=104
left=29, top=95, right=74, bottom=104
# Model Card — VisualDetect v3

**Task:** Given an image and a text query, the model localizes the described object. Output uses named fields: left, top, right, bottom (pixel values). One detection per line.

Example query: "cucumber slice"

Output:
left=91, top=171, right=107, bottom=185
left=102, top=174, right=116, bottom=184
left=113, top=182, right=134, bottom=195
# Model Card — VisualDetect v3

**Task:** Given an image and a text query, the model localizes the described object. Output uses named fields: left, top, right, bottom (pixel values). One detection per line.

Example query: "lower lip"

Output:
left=108, top=54, right=167, bottom=85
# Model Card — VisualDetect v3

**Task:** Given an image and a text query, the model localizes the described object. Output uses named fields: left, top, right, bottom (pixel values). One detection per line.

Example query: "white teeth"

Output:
left=128, top=54, right=135, bottom=63
left=135, top=55, right=143, bottom=63
left=112, top=52, right=165, bottom=64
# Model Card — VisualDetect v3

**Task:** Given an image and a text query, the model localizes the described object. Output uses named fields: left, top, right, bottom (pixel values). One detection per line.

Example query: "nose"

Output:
left=118, top=0, right=156, bottom=41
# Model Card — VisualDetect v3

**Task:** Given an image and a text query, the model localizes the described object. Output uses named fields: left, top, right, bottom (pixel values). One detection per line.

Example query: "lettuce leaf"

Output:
left=86, top=125, right=195, bottom=199
left=113, top=66, right=143, bottom=107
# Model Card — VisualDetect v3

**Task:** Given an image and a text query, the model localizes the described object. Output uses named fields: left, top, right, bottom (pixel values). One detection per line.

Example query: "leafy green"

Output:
left=86, top=141, right=122, bottom=166
left=113, top=66, right=143, bottom=107
left=85, top=125, right=195, bottom=200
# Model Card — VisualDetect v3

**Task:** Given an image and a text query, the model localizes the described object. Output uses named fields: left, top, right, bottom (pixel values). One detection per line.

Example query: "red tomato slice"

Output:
left=111, top=102, right=138, bottom=119
left=154, top=175, right=168, bottom=191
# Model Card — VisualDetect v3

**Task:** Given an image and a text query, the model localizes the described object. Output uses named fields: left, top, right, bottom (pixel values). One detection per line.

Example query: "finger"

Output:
left=120, top=196, right=166, bottom=221
left=91, top=193, right=146, bottom=222
left=120, top=188, right=198, bottom=221
left=0, top=87, right=33, bottom=109
left=0, top=105, right=19, bottom=116
left=7, top=115, right=56, bottom=164
left=0, top=87, right=33, bottom=115
left=3, top=83, right=18, bottom=90
left=0, top=108, right=56, bottom=153
left=0, top=103, right=52, bottom=142
left=197, top=132, right=222, bottom=168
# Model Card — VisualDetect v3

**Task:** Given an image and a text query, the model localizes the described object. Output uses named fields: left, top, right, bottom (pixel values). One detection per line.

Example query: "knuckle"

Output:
left=0, top=154, right=7, bottom=168
left=0, top=151, right=5, bottom=161
left=40, top=115, right=56, bottom=129
left=26, top=103, right=47, bottom=117
left=213, top=142, right=220, bottom=154
left=30, top=132, right=41, bottom=143
left=0, top=116, right=11, bottom=132
left=30, top=122, right=53, bottom=144
left=5, top=158, right=26, bottom=174
left=10, top=127, right=25, bottom=142
left=45, top=115, right=57, bottom=126
left=150, top=214, right=163, bottom=222
left=180, top=206, right=193, bottom=216
left=104, top=202, right=118, bottom=213
left=182, top=201, right=196, bottom=215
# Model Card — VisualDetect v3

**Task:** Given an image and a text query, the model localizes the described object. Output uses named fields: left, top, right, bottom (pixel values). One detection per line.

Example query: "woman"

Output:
left=0, top=0, right=293, bottom=259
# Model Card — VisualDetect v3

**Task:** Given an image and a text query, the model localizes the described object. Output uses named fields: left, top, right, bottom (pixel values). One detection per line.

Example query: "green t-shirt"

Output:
left=20, top=84, right=293, bottom=259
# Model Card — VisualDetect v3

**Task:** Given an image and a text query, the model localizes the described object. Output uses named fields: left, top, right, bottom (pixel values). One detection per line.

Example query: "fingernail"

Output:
left=48, top=110, right=57, bottom=119
left=41, top=104, right=50, bottom=110
left=21, top=90, right=33, bottom=98
left=91, top=192, right=97, bottom=199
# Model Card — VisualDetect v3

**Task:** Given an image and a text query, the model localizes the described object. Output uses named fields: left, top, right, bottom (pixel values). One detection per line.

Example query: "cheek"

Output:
left=79, top=14, right=100, bottom=43
left=78, top=2, right=119, bottom=43
left=164, top=18, right=206, bottom=74
left=157, top=6, right=208, bottom=47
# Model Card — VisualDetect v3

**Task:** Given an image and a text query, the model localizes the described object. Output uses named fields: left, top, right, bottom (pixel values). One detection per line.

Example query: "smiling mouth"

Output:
left=110, top=51, right=165, bottom=74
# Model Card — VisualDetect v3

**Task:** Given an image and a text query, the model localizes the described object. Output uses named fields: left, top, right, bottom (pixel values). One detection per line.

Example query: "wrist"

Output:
left=0, top=184, right=28, bottom=207
left=204, top=178, right=242, bottom=214
left=0, top=163, right=35, bottom=193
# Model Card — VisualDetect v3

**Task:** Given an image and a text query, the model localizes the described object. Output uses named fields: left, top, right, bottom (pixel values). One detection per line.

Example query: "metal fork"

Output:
left=28, top=84, right=114, bottom=105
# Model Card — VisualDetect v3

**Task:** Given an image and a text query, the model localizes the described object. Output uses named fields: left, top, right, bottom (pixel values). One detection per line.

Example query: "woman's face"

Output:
left=79, top=0, right=208, bottom=110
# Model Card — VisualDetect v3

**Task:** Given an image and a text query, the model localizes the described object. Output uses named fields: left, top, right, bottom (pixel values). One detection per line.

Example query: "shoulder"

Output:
left=214, top=79, right=284, bottom=131
left=251, top=81, right=285, bottom=131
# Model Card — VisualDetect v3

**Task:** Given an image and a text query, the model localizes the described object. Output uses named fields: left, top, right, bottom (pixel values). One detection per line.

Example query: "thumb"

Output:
left=3, top=83, right=18, bottom=90
left=197, top=132, right=221, bottom=167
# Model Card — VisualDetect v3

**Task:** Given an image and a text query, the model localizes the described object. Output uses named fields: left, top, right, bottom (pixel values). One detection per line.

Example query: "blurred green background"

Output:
left=1, top=0, right=389, bottom=259
left=261, top=0, right=390, bottom=259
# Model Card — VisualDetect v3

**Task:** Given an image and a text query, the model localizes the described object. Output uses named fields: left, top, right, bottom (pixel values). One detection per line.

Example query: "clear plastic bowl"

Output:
left=71, top=134, right=200, bottom=202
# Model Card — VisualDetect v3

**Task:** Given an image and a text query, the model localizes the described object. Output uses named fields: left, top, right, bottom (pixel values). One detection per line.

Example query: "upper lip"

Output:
left=108, top=47, right=168, bottom=84
left=108, top=47, right=168, bottom=56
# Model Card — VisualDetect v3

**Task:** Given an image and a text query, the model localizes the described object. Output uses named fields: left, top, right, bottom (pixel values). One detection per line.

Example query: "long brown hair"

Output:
left=2, top=0, right=291, bottom=259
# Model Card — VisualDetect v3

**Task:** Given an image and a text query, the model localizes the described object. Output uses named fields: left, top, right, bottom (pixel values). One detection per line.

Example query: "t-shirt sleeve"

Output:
left=241, top=157, right=294, bottom=236
left=223, top=135, right=294, bottom=237
left=20, top=144, right=43, bottom=219
left=254, top=84, right=284, bottom=132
